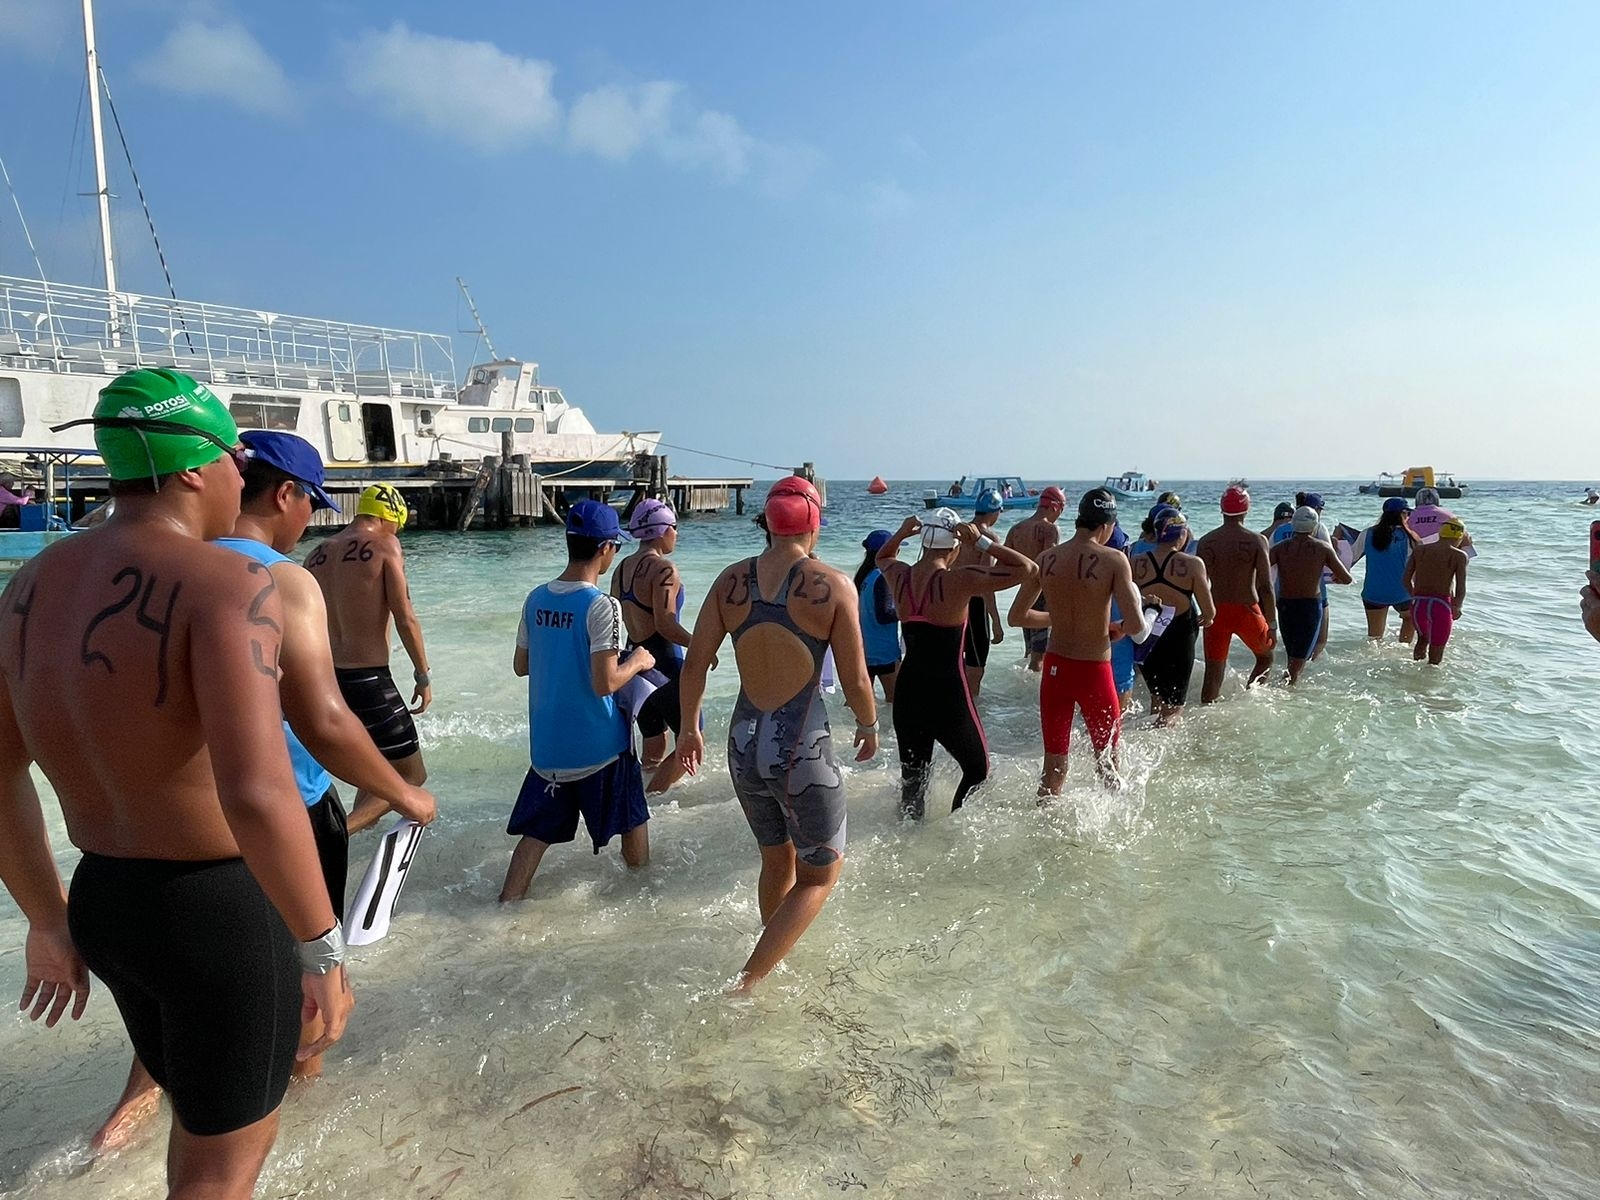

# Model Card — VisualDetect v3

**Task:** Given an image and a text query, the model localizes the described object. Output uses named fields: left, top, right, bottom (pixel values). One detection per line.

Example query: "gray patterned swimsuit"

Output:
left=727, top=557, right=846, bottom=867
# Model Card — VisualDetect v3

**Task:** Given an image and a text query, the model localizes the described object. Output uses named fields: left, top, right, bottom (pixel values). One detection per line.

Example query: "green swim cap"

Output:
left=90, top=369, right=239, bottom=480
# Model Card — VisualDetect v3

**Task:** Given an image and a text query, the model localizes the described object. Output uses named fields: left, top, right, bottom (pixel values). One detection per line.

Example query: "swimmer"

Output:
left=1105, top=524, right=1140, bottom=711
left=95, top=433, right=440, bottom=1145
left=1580, top=570, right=1600, bottom=642
left=1009, top=489, right=1146, bottom=794
left=676, top=476, right=878, bottom=993
left=1196, top=485, right=1277, bottom=702
left=1003, top=486, right=1066, bottom=671
left=500, top=501, right=654, bottom=902
left=305, top=483, right=432, bottom=833
left=876, top=507, right=1037, bottom=817
left=1585, top=488, right=1600, bottom=507
left=1131, top=510, right=1216, bottom=724
left=1350, top=498, right=1418, bottom=642
left=1270, top=492, right=1333, bottom=659
left=855, top=530, right=901, bottom=702
left=956, top=488, right=1007, bottom=697
left=611, top=499, right=696, bottom=792
left=1403, top=518, right=1469, bottom=666
left=1408, top=486, right=1475, bottom=554
left=1261, top=500, right=1295, bottom=541
left=0, top=369, right=352, bottom=1198
left=1269, top=505, right=1352, bottom=683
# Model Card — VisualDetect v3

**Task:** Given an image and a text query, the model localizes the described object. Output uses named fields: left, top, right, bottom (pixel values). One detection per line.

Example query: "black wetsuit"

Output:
left=1138, top=550, right=1199, bottom=708
left=962, top=595, right=990, bottom=669
left=892, top=568, right=989, bottom=818
left=617, top=556, right=686, bottom=740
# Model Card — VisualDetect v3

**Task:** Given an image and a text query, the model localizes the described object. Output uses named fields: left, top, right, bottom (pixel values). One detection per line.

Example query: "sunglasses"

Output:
left=52, top=416, right=252, bottom=486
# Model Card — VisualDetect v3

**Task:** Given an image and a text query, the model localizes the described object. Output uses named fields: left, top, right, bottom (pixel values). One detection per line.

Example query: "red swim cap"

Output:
left=1039, top=486, right=1067, bottom=511
left=1221, top=485, right=1250, bottom=516
left=765, top=475, right=824, bottom=536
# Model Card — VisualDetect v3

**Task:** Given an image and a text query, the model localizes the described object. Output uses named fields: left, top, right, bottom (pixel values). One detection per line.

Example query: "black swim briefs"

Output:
left=308, top=786, right=350, bottom=910
left=68, top=854, right=301, bottom=1136
left=335, top=666, right=421, bottom=761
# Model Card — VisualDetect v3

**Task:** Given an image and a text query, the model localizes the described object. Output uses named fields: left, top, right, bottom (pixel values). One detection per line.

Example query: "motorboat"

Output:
left=1102, top=470, right=1157, bottom=500
left=1357, top=467, right=1467, bottom=500
left=924, top=475, right=1040, bottom=511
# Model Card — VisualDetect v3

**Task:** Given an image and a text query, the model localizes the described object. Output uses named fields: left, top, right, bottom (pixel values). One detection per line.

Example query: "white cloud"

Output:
left=344, top=23, right=561, bottom=152
left=0, top=0, right=73, bottom=57
left=568, top=81, right=679, bottom=161
left=134, top=20, right=295, bottom=116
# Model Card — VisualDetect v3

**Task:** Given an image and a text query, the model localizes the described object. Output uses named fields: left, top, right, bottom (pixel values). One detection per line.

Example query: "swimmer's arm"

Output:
left=1007, top=562, right=1048, bottom=629
left=958, top=533, right=1036, bottom=594
left=1193, top=560, right=1217, bottom=627
left=382, top=547, right=431, bottom=711
left=676, top=583, right=731, bottom=774
left=1402, top=552, right=1418, bottom=596
left=876, top=517, right=919, bottom=570
left=1453, top=553, right=1468, bottom=611
left=651, top=562, right=692, bottom=649
left=276, top=567, right=434, bottom=826
left=194, top=572, right=339, bottom=942
left=1112, top=556, right=1148, bottom=642
left=1324, top=545, right=1353, bottom=585
left=871, top=574, right=897, bottom=624
left=1255, top=542, right=1278, bottom=629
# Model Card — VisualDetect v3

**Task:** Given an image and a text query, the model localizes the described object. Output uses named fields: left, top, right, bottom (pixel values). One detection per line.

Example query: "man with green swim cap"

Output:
left=306, top=482, right=433, bottom=833
left=3, top=368, right=354, bottom=1195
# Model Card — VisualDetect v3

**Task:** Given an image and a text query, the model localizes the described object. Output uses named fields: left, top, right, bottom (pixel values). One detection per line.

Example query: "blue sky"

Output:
left=1, top=1, right=1596, bottom=480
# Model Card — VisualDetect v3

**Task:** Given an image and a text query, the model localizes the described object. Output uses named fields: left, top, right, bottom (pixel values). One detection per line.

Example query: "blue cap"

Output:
left=1148, top=503, right=1177, bottom=527
left=862, top=529, right=892, bottom=552
left=1382, top=496, right=1411, bottom=515
left=974, top=488, right=1005, bottom=515
left=1107, top=523, right=1130, bottom=551
left=566, top=499, right=629, bottom=543
left=1304, top=492, right=1326, bottom=511
left=239, top=430, right=337, bottom=511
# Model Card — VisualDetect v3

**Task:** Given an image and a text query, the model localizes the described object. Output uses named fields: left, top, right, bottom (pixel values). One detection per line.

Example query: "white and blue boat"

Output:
left=1102, top=470, right=1156, bottom=500
left=923, top=475, right=1040, bottom=511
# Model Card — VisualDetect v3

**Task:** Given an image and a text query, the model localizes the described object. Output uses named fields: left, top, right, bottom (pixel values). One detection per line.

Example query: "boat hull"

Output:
left=1357, top=484, right=1466, bottom=499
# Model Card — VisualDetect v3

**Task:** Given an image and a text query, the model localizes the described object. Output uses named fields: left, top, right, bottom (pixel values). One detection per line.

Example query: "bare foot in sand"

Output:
left=91, top=1061, right=161, bottom=1153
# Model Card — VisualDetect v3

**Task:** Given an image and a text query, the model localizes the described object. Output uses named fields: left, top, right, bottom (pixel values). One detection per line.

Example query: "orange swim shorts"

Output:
left=1203, top=602, right=1274, bottom=662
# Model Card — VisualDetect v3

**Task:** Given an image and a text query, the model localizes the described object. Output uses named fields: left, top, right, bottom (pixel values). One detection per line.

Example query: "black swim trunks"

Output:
left=335, top=666, right=421, bottom=761
left=1024, top=595, right=1050, bottom=655
left=68, top=854, right=301, bottom=1136
left=308, top=786, right=350, bottom=910
left=962, top=595, right=991, bottom=669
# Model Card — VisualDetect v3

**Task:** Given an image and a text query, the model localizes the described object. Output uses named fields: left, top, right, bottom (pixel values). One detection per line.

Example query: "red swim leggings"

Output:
left=1040, top=654, right=1121, bottom=757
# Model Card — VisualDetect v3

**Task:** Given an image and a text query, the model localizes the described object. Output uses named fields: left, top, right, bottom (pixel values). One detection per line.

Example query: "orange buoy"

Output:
left=867, top=476, right=889, bottom=495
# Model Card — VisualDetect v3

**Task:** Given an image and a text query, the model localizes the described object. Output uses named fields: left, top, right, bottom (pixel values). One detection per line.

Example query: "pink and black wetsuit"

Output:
left=891, top=568, right=989, bottom=819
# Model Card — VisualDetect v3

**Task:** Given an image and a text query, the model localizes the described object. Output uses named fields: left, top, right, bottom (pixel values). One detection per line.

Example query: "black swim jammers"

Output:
left=336, top=665, right=421, bottom=761
left=68, top=854, right=301, bottom=1136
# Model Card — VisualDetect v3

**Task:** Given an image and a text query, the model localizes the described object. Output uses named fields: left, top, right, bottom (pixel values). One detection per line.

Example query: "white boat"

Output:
left=0, top=2, right=658, bottom=485
left=1102, top=470, right=1155, bottom=500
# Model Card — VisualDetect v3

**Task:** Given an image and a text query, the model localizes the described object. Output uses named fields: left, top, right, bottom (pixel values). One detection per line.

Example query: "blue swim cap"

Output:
left=974, top=489, right=1005, bottom=515
left=862, top=529, right=892, bottom=552
left=1107, top=523, right=1130, bottom=551
left=1148, top=503, right=1177, bottom=528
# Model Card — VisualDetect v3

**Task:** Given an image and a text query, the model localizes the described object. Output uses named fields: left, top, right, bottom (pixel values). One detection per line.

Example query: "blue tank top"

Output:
left=858, top=569, right=900, bottom=666
left=1360, top=527, right=1411, bottom=606
left=214, top=537, right=332, bottom=808
left=523, top=583, right=628, bottom=773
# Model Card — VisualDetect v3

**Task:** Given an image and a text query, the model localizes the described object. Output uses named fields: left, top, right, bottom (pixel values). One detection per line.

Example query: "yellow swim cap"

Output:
left=357, top=483, right=408, bottom=529
left=1438, top=519, right=1466, bottom=542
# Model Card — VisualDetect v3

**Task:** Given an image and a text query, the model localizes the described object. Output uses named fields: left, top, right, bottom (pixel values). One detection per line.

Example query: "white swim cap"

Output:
left=922, top=507, right=960, bottom=550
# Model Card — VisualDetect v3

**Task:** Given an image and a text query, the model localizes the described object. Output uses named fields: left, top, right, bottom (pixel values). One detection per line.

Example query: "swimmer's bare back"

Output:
left=711, top=554, right=849, bottom=713
left=1034, top=538, right=1136, bottom=660
left=305, top=524, right=407, bottom=669
left=0, top=523, right=301, bottom=862
left=1197, top=524, right=1272, bottom=607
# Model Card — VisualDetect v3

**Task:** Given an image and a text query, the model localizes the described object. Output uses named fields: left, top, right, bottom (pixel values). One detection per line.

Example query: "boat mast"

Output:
left=82, top=0, right=120, bottom=342
left=455, top=276, right=498, bottom=362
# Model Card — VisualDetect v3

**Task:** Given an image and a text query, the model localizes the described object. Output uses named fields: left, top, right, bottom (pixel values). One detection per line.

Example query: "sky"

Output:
left=0, top=0, right=1596, bottom=481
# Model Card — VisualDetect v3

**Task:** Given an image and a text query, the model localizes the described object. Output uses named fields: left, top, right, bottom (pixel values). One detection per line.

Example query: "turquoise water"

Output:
left=3, top=480, right=1599, bottom=1198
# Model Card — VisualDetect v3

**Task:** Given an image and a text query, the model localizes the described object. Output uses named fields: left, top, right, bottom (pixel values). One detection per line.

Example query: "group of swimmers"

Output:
left=0, top=365, right=1482, bottom=1198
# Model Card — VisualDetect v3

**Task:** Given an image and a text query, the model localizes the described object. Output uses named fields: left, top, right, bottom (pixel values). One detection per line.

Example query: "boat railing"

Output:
left=0, top=274, right=459, bottom=400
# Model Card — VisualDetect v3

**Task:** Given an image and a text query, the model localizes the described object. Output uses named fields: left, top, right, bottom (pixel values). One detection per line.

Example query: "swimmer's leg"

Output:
left=895, top=724, right=935, bottom=820
left=91, top=1057, right=162, bottom=1153
left=944, top=710, right=989, bottom=811
left=1399, top=610, right=1416, bottom=644
left=1247, top=650, right=1274, bottom=689
left=1201, top=659, right=1227, bottom=705
left=167, top=1109, right=280, bottom=1200
left=347, top=751, right=428, bottom=835
left=878, top=668, right=897, bottom=704
left=1427, top=642, right=1445, bottom=666
left=498, top=837, right=551, bottom=903
left=1364, top=606, right=1388, bottom=639
left=1287, top=656, right=1307, bottom=684
left=1312, top=607, right=1330, bottom=660
left=754, top=841, right=797, bottom=924
left=619, top=823, right=649, bottom=869
left=732, top=854, right=842, bottom=995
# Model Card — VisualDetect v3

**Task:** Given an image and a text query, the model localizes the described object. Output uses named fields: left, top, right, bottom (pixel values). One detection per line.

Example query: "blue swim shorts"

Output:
left=507, top=756, right=649, bottom=852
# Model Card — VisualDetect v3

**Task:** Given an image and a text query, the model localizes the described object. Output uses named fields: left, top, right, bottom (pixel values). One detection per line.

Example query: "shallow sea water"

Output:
left=3, top=480, right=1599, bottom=1199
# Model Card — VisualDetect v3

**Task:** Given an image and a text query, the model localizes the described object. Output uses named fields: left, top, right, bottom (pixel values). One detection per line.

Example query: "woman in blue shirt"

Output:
left=855, top=530, right=901, bottom=701
left=1350, top=498, right=1417, bottom=642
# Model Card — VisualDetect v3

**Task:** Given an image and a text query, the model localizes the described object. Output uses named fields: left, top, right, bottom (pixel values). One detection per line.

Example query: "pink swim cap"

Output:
left=764, top=476, right=824, bottom=536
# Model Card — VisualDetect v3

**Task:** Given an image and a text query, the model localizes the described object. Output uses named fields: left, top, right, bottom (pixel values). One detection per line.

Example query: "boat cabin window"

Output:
left=471, top=368, right=490, bottom=385
left=513, top=418, right=535, bottom=432
left=417, top=408, right=433, bottom=427
left=490, top=417, right=513, bottom=433
left=361, top=403, right=397, bottom=462
left=228, top=394, right=300, bottom=432
left=467, top=417, right=490, bottom=433
left=0, top=377, right=22, bottom=437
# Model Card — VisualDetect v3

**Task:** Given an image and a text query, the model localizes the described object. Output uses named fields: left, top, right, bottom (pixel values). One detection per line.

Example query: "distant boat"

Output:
left=867, top=476, right=888, bottom=495
left=923, top=474, right=1039, bottom=511
left=1102, top=470, right=1156, bottom=500
left=1357, top=467, right=1467, bottom=500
